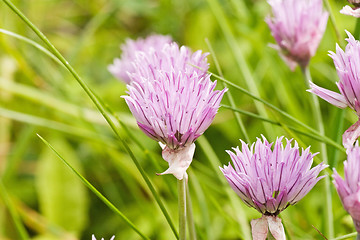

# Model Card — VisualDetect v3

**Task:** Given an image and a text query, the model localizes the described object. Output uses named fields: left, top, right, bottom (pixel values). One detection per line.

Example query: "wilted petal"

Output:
left=340, top=5, right=360, bottom=17
left=343, top=119, right=360, bottom=148
left=251, top=216, right=268, bottom=240
left=158, top=143, right=195, bottom=180
left=267, top=216, right=286, bottom=240
left=308, top=81, right=348, bottom=108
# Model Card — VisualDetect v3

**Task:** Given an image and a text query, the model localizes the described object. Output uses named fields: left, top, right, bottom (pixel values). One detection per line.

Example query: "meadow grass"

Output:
left=0, top=0, right=358, bottom=239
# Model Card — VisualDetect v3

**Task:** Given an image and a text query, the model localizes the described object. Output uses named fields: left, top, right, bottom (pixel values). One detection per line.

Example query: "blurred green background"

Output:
left=0, top=0, right=358, bottom=239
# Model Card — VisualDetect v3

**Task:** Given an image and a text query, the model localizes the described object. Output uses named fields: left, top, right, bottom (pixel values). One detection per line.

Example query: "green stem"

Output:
left=323, top=0, right=342, bottom=44
left=206, top=0, right=274, bottom=138
left=186, top=184, right=196, bottom=240
left=329, top=232, right=357, bottom=240
left=355, top=18, right=360, bottom=40
left=37, top=135, right=150, bottom=240
left=221, top=104, right=344, bottom=152
left=211, top=71, right=344, bottom=150
left=205, top=38, right=250, bottom=142
left=0, top=29, right=62, bottom=66
left=301, top=66, right=334, bottom=239
left=1, top=1, right=178, bottom=238
left=178, top=178, right=187, bottom=240
left=0, top=181, right=29, bottom=240
left=197, top=136, right=251, bottom=239
left=267, top=231, right=276, bottom=240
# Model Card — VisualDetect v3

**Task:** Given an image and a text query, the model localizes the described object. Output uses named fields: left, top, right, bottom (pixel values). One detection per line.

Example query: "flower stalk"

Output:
left=301, top=66, right=334, bottom=238
left=178, top=177, right=187, bottom=240
left=186, top=185, right=197, bottom=240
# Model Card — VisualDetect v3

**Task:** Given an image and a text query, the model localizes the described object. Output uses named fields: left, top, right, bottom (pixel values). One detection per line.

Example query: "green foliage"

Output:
left=36, top=136, right=88, bottom=236
left=0, top=0, right=358, bottom=239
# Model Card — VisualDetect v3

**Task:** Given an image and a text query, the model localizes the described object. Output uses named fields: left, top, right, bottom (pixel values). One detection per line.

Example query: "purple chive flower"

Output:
left=333, top=147, right=360, bottom=234
left=123, top=43, right=226, bottom=180
left=341, top=0, right=360, bottom=17
left=128, top=42, right=210, bottom=84
left=266, top=0, right=328, bottom=70
left=309, top=31, right=360, bottom=148
left=221, top=136, right=327, bottom=239
left=92, top=235, right=115, bottom=240
left=108, top=34, right=173, bottom=84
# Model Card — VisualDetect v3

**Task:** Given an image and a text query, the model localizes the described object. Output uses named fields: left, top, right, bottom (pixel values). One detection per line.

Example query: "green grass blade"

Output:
left=330, top=232, right=357, bottom=240
left=206, top=0, right=273, bottom=138
left=302, top=67, right=333, bottom=238
left=36, top=134, right=151, bottom=240
left=222, top=104, right=344, bottom=152
left=186, top=183, right=196, bottom=240
left=323, top=0, right=342, bottom=44
left=2, top=126, right=36, bottom=182
left=205, top=38, right=250, bottom=142
left=211, top=72, right=344, bottom=149
left=0, top=79, right=135, bottom=127
left=1, top=1, right=178, bottom=237
left=197, top=136, right=251, bottom=239
left=0, top=180, right=29, bottom=240
left=0, top=28, right=63, bottom=66
left=0, top=107, right=112, bottom=144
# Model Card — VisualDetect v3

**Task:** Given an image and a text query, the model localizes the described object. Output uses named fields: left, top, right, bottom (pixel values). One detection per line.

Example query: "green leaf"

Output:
left=36, top=136, right=88, bottom=236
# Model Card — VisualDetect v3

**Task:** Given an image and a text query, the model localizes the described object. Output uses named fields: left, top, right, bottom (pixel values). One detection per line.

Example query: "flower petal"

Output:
left=343, top=119, right=360, bottom=148
left=308, top=81, right=348, bottom=108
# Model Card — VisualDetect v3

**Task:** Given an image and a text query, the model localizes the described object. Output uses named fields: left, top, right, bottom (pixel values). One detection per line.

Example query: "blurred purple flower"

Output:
left=341, top=0, right=360, bottom=17
left=92, top=235, right=115, bottom=240
left=123, top=43, right=226, bottom=180
left=221, top=136, right=327, bottom=239
left=266, top=0, right=328, bottom=70
left=108, top=34, right=173, bottom=84
left=128, top=42, right=210, bottom=84
left=309, top=31, right=360, bottom=148
left=333, top=146, right=360, bottom=234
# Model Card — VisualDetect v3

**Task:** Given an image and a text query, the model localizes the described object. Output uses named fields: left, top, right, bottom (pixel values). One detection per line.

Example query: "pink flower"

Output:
left=108, top=34, right=173, bottom=84
left=123, top=43, right=226, bottom=180
left=266, top=0, right=328, bottom=70
left=333, top=146, right=360, bottom=234
left=221, top=136, right=327, bottom=239
left=309, top=31, right=360, bottom=148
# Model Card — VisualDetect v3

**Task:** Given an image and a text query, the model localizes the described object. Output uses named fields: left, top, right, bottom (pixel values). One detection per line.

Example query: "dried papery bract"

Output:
left=341, top=0, right=360, bottom=17
left=221, top=136, right=327, bottom=240
left=266, top=0, right=328, bottom=71
left=108, top=34, right=173, bottom=84
left=333, top=147, right=360, bottom=234
left=309, top=31, right=360, bottom=148
left=123, top=42, right=226, bottom=180
left=92, top=234, right=115, bottom=240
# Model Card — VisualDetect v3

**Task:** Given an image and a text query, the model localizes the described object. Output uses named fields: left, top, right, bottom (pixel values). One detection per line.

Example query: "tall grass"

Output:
left=0, top=0, right=357, bottom=239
